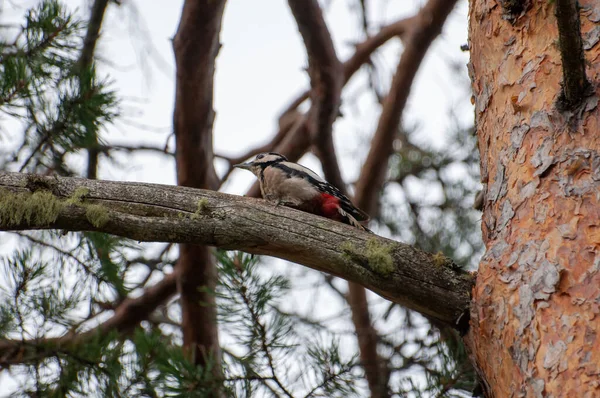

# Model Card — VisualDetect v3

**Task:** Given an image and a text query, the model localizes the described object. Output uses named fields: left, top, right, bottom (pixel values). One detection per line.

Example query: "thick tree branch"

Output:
left=288, top=0, right=346, bottom=192
left=355, top=0, right=459, bottom=217
left=172, top=1, right=222, bottom=192
left=555, top=0, right=591, bottom=110
left=0, top=172, right=473, bottom=325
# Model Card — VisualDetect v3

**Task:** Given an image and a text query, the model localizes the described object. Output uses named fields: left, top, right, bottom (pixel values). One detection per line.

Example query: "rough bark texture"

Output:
left=172, top=0, right=224, bottom=370
left=0, top=171, right=474, bottom=325
left=466, top=0, right=600, bottom=395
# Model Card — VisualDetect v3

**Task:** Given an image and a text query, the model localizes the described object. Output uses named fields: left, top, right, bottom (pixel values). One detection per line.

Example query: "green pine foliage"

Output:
left=0, top=0, right=118, bottom=174
left=217, top=251, right=359, bottom=397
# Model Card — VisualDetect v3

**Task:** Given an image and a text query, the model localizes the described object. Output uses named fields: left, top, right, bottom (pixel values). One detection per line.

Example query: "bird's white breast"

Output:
left=261, top=166, right=319, bottom=205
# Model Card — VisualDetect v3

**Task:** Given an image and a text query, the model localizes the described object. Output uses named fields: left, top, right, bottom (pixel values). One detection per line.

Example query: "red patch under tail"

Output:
left=320, top=193, right=342, bottom=220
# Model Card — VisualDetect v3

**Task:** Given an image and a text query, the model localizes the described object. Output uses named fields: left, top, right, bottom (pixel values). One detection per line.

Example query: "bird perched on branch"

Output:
left=234, top=152, right=370, bottom=232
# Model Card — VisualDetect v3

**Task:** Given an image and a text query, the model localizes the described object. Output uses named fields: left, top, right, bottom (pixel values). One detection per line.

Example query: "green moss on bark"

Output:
left=66, top=187, right=90, bottom=205
left=432, top=252, right=456, bottom=269
left=0, top=187, right=110, bottom=229
left=340, top=239, right=395, bottom=276
left=191, top=198, right=209, bottom=219
left=85, top=204, right=109, bottom=228
left=0, top=190, right=64, bottom=226
left=365, top=238, right=394, bottom=276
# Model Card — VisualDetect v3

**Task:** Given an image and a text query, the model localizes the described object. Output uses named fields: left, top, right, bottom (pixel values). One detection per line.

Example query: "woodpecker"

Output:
left=234, top=152, right=370, bottom=231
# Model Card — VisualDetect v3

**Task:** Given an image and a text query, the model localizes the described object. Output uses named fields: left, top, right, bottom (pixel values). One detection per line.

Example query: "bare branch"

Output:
left=96, top=143, right=175, bottom=157
left=355, top=0, right=459, bottom=217
left=77, top=0, right=111, bottom=70
left=288, top=0, right=346, bottom=192
left=77, top=0, right=111, bottom=180
left=0, top=172, right=473, bottom=325
left=240, top=17, right=415, bottom=197
left=282, top=17, right=415, bottom=135
left=555, top=0, right=591, bottom=110
left=343, top=18, right=415, bottom=86
left=172, top=0, right=223, bottom=192
left=347, top=282, right=390, bottom=397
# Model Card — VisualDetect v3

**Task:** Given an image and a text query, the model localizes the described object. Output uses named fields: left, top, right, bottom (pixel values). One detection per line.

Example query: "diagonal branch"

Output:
left=288, top=0, right=346, bottom=192
left=555, top=0, right=591, bottom=110
left=0, top=171, right=473, bottom=325
left=239, top=18, right=414, bottom=197
left=280, top=17, right=415, bottom=123
left=355, top=0, right=459, bottom=217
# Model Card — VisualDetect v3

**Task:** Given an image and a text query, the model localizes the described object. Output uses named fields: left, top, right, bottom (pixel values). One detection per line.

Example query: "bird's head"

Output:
left=233, top=152, right=287, bottom=176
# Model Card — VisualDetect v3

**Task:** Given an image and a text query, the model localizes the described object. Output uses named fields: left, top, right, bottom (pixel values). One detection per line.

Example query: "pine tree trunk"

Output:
left=466, top=0, right=600, bottom=395
left=172, top=0, right=225, bottom=383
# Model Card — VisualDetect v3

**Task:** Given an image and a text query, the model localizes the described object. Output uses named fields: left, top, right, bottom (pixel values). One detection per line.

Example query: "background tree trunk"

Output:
left=466, top=0, right=600, bottom=395
left=172, top=0, right=225, bottom=378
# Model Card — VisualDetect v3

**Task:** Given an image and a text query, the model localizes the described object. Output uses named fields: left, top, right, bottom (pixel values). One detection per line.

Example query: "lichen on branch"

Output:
left=0, top=189, right=64, bottom=226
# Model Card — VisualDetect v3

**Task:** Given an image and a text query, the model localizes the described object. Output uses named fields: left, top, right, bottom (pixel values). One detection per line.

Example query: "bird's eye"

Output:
left=256, top=154, right=265, bottom=160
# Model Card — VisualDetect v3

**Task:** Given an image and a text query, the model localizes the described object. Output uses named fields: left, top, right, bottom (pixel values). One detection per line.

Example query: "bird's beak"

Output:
left=233, top=161, right=253, bottom=170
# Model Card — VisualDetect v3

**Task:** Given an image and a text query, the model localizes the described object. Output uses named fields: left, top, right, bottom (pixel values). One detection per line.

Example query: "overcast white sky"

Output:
left=0, top=0, right=473, bottom=395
